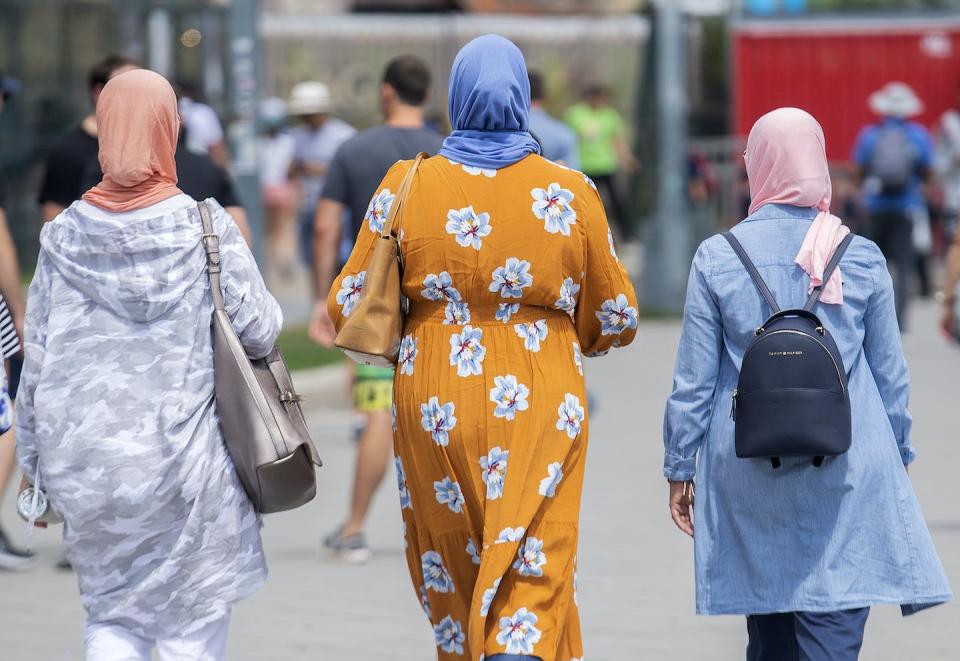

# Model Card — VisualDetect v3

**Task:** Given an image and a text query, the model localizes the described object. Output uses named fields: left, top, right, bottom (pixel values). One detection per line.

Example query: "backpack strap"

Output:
left=722, top=232, right=781, bottom=314
left=803, top=233, right=855, bottom=312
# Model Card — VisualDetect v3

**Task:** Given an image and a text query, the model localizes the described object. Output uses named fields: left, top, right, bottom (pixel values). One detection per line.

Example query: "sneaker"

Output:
left=322, top=526, right=372, bottom=564
left=0, top=526, right=34, bottom=571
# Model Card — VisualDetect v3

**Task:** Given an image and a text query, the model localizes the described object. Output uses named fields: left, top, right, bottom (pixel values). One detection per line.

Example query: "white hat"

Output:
left=868, top=82, right=924, bottom=119
left=287, top=81, right=332, bottom=115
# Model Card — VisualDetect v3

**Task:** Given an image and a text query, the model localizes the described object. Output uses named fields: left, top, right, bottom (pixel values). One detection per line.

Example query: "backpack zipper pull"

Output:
left=730, top=389, right=739, bottom=421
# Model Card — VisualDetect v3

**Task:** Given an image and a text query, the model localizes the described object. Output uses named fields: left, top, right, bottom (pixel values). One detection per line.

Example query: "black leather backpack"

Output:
left=724, top=232, right=854, bottom=469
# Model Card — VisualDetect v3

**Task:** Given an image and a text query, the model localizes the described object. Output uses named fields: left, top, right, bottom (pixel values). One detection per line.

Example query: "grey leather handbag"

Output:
left=198, top=201, right=321, bottom=513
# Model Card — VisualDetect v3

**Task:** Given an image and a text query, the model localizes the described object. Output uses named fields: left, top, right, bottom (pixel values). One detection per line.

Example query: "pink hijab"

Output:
left=745, top=107, right=849, bottom=304
left=82, top=69, right=183, bottom=212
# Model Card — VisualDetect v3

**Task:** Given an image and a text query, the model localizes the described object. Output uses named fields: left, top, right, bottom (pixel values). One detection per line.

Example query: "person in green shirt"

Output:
left=565, top=84, right=638, bottom=238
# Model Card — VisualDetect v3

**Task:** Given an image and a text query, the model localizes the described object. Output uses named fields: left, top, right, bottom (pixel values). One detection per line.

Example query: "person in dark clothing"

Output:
left=80, top=127, right=252, bottom=246
left=309, top=55, right=443, bottom=562
left=37, top=54, right=139, bottom=222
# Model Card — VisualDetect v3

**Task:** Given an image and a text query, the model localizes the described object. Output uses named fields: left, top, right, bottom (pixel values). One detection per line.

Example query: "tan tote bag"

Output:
left=198, top=201, right=322, bottom=514
left=334, top=152, right=426, bottom=367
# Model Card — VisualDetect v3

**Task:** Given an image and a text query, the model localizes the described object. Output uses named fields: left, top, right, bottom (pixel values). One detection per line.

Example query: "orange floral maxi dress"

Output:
left=329, top=154, right=638, bottom=661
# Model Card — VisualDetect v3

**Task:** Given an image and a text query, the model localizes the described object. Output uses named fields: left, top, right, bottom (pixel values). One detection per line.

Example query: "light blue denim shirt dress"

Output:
left=663, top=203, right=952, bottom=615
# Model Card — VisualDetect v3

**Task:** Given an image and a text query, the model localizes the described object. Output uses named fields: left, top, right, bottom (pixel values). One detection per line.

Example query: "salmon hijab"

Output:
left=82, top=69, right=183, bottom=211
left=745, top=107, right=849, bottom=304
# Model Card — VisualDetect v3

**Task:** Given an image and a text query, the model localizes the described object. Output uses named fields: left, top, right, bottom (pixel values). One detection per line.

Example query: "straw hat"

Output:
left=868, top=82, right=924, bottom=119
left=287, top=81, right=332, bottom=116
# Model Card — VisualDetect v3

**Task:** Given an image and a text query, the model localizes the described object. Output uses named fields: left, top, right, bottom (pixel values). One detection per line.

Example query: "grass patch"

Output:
left=277, top=325, right=343, bottom=372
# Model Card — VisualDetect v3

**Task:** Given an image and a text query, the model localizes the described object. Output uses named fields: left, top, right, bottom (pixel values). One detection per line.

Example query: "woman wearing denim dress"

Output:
left=663, top=108, right=951, bottom=659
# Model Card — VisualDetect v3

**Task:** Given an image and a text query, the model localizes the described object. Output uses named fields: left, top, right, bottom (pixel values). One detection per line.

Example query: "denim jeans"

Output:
left=746, top=608, right=869, bottom=661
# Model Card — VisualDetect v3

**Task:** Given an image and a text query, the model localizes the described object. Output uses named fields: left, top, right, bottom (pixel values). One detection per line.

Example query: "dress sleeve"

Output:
left=214, top=201, right=283, bottom=359
left=327, top=160, right=409, bottom=332
left=662, top=243, right=723, bottom=481
left=574, top=182, right=639, bottom=356
left=14, top=250, right=53, bottom=480
left=862, top=244, right=914, bottom=465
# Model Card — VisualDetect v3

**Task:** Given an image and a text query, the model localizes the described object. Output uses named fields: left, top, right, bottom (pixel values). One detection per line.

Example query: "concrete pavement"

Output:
left=1, top=301, right=957, bottom=660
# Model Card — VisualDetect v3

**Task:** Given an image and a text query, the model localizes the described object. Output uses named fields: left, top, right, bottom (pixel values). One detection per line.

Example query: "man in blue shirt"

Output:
left=527, top=71, right=579, bottom=168
left=852, top=81, right=933, bottom=329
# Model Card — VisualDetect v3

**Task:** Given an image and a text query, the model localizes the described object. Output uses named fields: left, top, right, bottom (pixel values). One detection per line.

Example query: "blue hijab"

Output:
left=439, top=35, right=541, bottom=170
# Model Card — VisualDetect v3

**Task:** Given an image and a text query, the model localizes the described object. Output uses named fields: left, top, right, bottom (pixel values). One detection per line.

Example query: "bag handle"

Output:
left=381, top=152, right=427, bottom=240
left=723, top=232, right=781, bottom=314
left=197, top=200, right=226, bottom=313
left=803, top=233, right=855, bottom=312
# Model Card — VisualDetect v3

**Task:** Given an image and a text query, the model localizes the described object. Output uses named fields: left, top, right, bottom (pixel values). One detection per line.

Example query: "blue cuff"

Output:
left=663, top=451, right=697, bottom=481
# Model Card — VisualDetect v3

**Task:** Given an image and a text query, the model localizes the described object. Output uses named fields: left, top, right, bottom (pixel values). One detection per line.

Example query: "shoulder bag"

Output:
left=334, top=152, right=427, bottom=367
left=198, top=201, right=322, bottom=513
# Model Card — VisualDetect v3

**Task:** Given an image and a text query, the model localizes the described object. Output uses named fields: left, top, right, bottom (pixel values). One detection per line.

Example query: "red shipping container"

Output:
left=733, top=17, right=960, bottom=162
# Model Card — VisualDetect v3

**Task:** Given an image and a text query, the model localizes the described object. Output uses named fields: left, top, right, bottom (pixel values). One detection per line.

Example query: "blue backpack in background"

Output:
left=725, top=232, right=854, bottom=469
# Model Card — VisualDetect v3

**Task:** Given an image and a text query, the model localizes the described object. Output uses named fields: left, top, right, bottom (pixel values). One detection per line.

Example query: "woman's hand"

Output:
left=939, top=294, right=956, bottom=341
left=668, top=480, right=695, bottom=537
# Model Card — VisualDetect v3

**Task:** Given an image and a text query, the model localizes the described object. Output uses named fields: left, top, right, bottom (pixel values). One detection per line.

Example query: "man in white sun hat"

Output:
left=287, top=81, right=355, bottom=266
left=852, top=81, right=934, bottom=329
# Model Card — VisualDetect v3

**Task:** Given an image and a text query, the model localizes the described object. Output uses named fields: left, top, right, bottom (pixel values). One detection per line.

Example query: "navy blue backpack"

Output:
left=724, top=232, right=854, bottom=469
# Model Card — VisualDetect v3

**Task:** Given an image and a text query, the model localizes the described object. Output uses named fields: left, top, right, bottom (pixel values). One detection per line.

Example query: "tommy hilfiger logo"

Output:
left=768, top=351, right=803, bottom=357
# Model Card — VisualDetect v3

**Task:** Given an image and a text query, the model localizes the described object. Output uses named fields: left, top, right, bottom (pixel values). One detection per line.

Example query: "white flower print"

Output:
left=513, top=537, right=547, bottom=578
left=434, top=476, right=465, bottom=514
left=466, top=539, right=481, bottom=565
left=495, top=527, right=526, bottom=544
left=595, top=293, right=639, bottom=336
left=395, top=457, right=412, bottom=510
left=420, top=584, right=431, bottom=618
left=489, top=375, right=530, bottom=421
left=495, top=303, right=520, bottom=324
left=391, top=402, right=397, bottom=433
left=608, top=228, right=619, bottom=262
left=496, top=607, right=542, bottom=655
left=335, top=271, right=366, bottom=317
left=421, top=271, right=462, bottom=302
left=554, top=277, right=581, bottom=314
left=365, top=188, right=395, bottom=234
left=556, top=393, right=585, bottom=440
left=538, top=462, right=563, bottom=497
left=489, top=258, right=533, bottom=299
left=572, top=342, right=584, bottom=376
left=434, top=615, right=465, bottom=655
left=573, top=568, right=579, bottom=607
left=480, top=446, right=509, bottom=500
left=421, top=550, right=455, bottom=593
left=449, top=325, right=485, bottom=376
left=480, top=577, right=502, bottom=616
left=448, top=158, right=497, bottom=178
left=585, top=174, right=598, bottom=190
left=420, top=397, right=457, bottom=446
left=531, top=183, right=577, bottom=236
left=398, top=334, right=418, bottom=376
left=445, top=206, right=492, bottom=250
left=514, top=320, right=548, bottom=352
left=443, top=301, right=471, bottom=326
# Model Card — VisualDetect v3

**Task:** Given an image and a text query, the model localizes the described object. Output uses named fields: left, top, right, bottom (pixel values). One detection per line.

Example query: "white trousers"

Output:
left=84, top=614, right=230, bottom=661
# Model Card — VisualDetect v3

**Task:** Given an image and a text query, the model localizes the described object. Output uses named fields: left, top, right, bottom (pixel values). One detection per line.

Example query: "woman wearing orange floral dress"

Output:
left=329, top=35, right=638, bottom=661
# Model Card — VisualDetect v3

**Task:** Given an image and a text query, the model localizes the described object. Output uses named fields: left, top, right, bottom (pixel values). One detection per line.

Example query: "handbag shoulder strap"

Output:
left=381, top=152, right=427, bottom=239
left=803, top=233, right=855, bottom=311
left=722, top=231, right=781, bottom=314
left=197, top=200, right=226, bottom=312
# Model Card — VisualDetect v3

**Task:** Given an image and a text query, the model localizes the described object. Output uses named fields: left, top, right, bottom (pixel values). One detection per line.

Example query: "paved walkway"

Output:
left=1, top=301, right=957, bottom=660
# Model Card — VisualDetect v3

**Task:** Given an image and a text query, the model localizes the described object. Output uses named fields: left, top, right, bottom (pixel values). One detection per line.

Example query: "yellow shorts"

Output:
left=353, top=365, right=394, bottom=412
